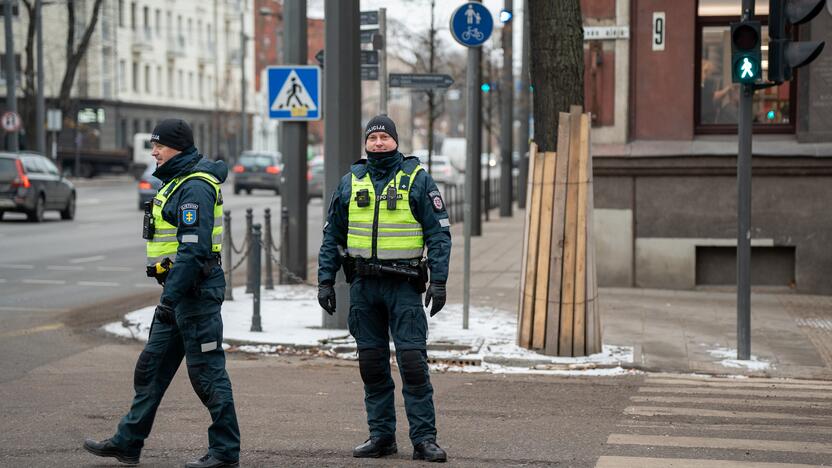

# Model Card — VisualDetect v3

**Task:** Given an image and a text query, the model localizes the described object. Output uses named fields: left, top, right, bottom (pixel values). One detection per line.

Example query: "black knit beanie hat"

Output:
left=151, top=118, right=194, bottom=151
left=364, top=114, right=398, bottom=146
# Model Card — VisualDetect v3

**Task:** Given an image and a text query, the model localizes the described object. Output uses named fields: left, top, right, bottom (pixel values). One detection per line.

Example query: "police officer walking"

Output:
left=318, top=115, right=451, bottom=462
left=83, top=119, right=241, bottom=468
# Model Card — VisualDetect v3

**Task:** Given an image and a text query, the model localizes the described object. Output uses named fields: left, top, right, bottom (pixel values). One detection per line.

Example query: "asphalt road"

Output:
left=0, top=177, right=324, bottom=383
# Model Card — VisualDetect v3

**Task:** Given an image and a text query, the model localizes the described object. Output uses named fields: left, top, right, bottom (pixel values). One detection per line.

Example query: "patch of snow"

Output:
left=707, top=346, right=771, bottom=371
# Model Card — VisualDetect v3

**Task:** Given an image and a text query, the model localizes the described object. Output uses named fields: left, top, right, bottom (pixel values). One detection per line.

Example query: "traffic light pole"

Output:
left=737, top=82, right=753, bottom=361
left=736, top=0, right=755, bottom=361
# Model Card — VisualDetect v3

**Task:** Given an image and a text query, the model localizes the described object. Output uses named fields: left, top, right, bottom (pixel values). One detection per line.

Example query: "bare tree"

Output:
left=19, top=0, right=105, bottom=149
left=528, top=0, right=583, bottom=151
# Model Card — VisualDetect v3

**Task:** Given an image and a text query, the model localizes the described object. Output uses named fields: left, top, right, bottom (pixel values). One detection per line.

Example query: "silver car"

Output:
left=233, top=151, right=283, bottom=195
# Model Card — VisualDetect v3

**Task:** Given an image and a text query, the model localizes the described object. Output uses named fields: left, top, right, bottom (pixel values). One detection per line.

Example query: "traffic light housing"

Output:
left=731, top=20, right=762, bottom=84
left=768, top=0, right=826, bottom=83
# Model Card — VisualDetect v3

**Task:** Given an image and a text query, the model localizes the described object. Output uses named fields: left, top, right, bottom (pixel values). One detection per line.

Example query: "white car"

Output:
left=412, top=150, right=462, bottom=185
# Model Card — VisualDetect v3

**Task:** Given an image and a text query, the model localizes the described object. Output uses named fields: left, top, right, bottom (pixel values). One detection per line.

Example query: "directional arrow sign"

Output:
left=361, top=50, right=379, bottom=66
left=360, top=10, right=378, bottom=26
left=360, top=28, right=379, bottom=44
left=389, top=73, right=455, bottom=89
left=361, top=66, right=379, bottom=81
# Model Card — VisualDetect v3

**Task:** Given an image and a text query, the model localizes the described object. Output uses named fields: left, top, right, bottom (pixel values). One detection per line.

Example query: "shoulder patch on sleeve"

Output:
left=429, top=191, right=445, bottom=212
left=180, top=203, right=199, bottom=225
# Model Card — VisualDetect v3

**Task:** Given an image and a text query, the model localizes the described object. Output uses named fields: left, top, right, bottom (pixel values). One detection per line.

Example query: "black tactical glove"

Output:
left=318, top=281, right=336, bottom=315
left=154, top=303, right=176, bottom=325
left=424, top=282, right=446, bottom=317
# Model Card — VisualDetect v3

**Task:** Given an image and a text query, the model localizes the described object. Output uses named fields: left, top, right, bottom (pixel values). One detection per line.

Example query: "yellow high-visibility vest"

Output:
left=347, top=166, right=424, bottom=260
left=146, top=172, right=223, bottom=266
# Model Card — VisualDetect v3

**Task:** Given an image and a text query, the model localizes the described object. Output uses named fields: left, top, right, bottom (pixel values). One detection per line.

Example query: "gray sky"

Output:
left=306, top=0, right=525, bottom=61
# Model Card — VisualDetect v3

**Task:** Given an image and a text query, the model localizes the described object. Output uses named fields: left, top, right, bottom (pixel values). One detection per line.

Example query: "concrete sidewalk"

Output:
left=447, top=209, right=832, bottom=380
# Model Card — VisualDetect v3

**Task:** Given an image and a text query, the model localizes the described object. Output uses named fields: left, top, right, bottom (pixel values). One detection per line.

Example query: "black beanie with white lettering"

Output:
left=364, top=114, right=398, bottom=146
left=151, top=118, right=194, bottom=152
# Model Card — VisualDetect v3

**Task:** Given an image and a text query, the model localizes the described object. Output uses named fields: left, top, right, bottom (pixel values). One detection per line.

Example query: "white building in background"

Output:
left=0, top=0, right=255, bottom=159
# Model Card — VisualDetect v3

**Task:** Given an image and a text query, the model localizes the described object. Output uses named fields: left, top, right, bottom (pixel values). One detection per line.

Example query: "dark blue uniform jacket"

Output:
left=152, top=147, right=227, bottom=309
left=318, top=152, right=452, bottom=285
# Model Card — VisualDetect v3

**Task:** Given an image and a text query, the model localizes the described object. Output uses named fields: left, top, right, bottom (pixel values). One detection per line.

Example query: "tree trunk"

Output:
left=528, top=0, right=583, bottom=152
left=58, top=0, right=105, bottom=120
left=21, top=0, right=36, bottom=150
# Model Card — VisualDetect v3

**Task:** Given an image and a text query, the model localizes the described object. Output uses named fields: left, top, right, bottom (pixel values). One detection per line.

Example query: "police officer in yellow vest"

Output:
left=83, top=119, right=240, bottom=468
left=318, top=115, right=451, bottom=462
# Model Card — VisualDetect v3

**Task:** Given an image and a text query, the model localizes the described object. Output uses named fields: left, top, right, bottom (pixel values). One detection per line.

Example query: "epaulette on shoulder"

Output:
left=350, top=159, right=369, bottom=178
left=401, top=156, right=421, bottom=175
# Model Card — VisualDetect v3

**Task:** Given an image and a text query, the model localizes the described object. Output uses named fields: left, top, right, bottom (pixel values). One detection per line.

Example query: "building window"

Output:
left=132, top=61, right=139, bottom=92
left=120, top=118, right=128, bottom=147
left=188, top=72, right=194, bottom=99
left=118, top=0, right=124, bottom=27
left=178, top=70, right=183, bottom=97
left=157, top=66, right=162, bottom=96
left=145, top=65, right=151, bottom=93
left=119, top=60, right=127, bottom=91
left=130, top=2, right=136, bottom=30
left=146, top=120, right=153, bottom=133
left=168, top=67, right=174, bottom=97
left=133, top=119, right=141, bottom=138
left=155, top=9, right=161, bottom=35
left=198, top=72, right=204, bottom=99
left=696, top=0, right=794, bottom=134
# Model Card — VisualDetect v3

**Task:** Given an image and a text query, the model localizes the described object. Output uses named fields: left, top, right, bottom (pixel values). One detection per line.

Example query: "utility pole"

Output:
left=322, top=0, right=360, bottom=328
left=466, top=32, right=482, bottom=237
left=378, top=7, right=387, bottom=114
left=516, top=0, right=530, bottom=208
left=4, top=0, right=18, bottom=152
left=240, top=6, right=248, bottom=152
left=499, top=0, right=513, bottom=217
left=283, top=0, right=308, bottom=282
left=35, top=0, right=44, bottom=154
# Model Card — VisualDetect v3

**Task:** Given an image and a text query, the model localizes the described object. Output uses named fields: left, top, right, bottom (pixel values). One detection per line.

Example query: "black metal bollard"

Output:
left=484, top=178, right=490, bottom=222
left=251, top=223, right=262, bottom=332
left=279, top=205, right=289, bottom=284
left=223, top=210, right=233, bottom=301
left=264, top=208, right=274, bottom=290
left=245, top=208, right=254, bottom=293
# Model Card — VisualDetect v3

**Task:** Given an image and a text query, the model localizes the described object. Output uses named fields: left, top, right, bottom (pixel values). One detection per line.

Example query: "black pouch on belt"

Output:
left=142, top=201, right=155, bottom=240
left=408, top=259, right=429, bottom=294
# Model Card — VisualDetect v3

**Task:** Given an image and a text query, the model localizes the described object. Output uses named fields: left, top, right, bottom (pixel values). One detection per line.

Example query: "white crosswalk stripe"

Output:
left=597, top=374, right=832, bottom=467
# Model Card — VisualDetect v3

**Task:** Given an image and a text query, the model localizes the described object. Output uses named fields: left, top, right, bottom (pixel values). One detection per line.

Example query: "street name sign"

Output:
left=267, top=66, right=321, bottom=121
left=361, top=66, right=379, bottom=81
left=360, top=10, right=378, bottom=26
left=389, top=73, right=454, bottom=89
left=360, top=28, right=379, bottom=44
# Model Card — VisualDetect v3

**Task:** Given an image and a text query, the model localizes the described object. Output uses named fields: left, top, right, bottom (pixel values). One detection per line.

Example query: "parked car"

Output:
left=0, top=152, right=76, bottom=222
left=308, top=156, right=325, bottom=200
left=137, top=164, right=162, bottom=210
left=232, top=150, right=283, bottom=195
left=412, top=150, right=462, bottom=186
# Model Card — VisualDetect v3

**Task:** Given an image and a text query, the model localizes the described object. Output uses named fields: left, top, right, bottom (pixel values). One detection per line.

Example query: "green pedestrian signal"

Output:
left=730, top=20, right=761, bottom=84
left=481, top=83, right=491, bottom=93
left=735, top=55, right=761, bottom=84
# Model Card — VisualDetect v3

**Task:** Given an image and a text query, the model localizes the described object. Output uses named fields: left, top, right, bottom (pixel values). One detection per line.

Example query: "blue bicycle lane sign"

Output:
left=450, top=2, right=493, bottom=48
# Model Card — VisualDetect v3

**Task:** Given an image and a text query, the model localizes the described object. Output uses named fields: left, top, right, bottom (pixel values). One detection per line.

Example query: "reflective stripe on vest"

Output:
left=146, top=172, right=224, bottom=265
left=347, top=165, right=424, bottom=260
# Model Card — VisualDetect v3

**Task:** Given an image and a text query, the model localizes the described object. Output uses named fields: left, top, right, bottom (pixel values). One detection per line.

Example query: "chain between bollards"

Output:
left=250, top=223, right=262, bottom=332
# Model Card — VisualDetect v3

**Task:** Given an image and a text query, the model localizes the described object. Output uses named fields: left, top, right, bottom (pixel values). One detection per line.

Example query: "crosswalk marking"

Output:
left=69, top=255, right=106, bottom=264
left=630, top=395, right=832, bottom=410
left=639, top=386, right=832, bottom=399
left=599, top=375, right=832, bottom=467
left=607, top=434, right=832, bottom=455
left=618, top=420, right=832, bottom=436
left=77, top=281, right=119, bottom=287
left=596, top=456, right=822, bottom=468
left=624, top=405, right=827, bottom=421
left=645, top=377, right=832, bottom=391
left=21, top=279, right=67, bottom=285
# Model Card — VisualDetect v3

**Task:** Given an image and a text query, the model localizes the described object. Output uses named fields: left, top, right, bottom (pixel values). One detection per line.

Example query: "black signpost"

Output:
left=388, top=73, right=454, bottom=89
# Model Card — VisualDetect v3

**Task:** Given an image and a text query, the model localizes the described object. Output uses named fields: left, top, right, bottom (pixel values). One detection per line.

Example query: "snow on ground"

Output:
left=707, top=346, right=772, bottom=371
left=103, top=285, right=637, bottom=376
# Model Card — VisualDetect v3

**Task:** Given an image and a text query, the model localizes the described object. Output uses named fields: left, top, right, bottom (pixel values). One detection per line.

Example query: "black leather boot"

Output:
left=413, top=439, right=447, bottom=463
left=82, top=438, right=140, bottom=465
left=352, top=436, right=398, bottom=458
left=184, top=453, right=239, bottom=468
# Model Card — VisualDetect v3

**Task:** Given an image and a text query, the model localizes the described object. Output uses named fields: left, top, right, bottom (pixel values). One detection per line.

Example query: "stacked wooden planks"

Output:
left=517, top=108, right=600, bottom=357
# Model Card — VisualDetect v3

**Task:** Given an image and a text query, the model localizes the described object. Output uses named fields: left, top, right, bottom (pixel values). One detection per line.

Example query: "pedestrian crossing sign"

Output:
left=267, top=66, right=321, bottom=121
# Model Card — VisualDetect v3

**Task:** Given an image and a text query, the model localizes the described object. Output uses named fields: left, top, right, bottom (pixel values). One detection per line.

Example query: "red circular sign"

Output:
left=1, top=111, right=21, bottom=132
